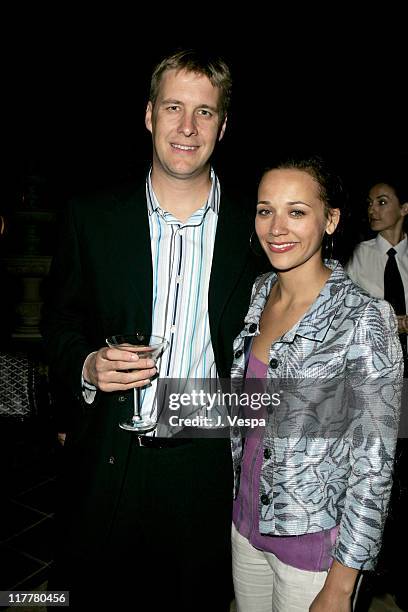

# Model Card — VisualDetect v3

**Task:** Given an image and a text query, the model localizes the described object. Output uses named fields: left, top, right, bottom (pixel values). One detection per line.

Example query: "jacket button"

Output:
left=234, top=349, right=243, bottom=359
left=260, top=494, right=270, bottom=505
left=269, top=358, right=279, bottom=369
left=108, top=456, right=115, bottom=464
left=248, top=323, right=257, bottom=333
left=118, top=395, right=127, bottom=402
left=263, top=448, right=271, bottom=459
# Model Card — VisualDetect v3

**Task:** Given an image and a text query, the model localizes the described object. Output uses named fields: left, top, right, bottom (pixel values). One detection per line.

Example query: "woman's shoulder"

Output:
left=344, top=278, right=397, bottom=330
left=349, top=237, right=378, bottom=260
left=330, top=264, right=394, bottom=326
left=354, top=237, right=377, bottom=249
left=345, top=273, right=390, bottom=308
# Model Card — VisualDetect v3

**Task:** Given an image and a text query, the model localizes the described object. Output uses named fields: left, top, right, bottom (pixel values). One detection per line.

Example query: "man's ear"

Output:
left=218, top=115, right=228, bottom=142
left=145, top=101, right=153, bottom=134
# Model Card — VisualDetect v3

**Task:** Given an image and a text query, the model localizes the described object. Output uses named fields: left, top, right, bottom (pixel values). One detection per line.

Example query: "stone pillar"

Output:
left=2, top=211, right=55, bottom=340
left=3, top=255, right=51, bottom=339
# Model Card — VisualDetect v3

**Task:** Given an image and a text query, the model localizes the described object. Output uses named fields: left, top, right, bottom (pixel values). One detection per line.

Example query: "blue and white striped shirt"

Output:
left=140, top=168, right=220, bottom=423
left=82, top=169, right=221, bottom=417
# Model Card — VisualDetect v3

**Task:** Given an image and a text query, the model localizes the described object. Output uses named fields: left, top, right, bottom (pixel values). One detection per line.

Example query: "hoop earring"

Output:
left=249, top=231, right=263, bottom=257
left=323, top=233, right=334, bottom=261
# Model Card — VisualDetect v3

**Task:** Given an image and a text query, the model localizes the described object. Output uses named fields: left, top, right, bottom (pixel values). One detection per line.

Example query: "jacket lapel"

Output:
left=209, top=194, right=253, bottom=341
left=105, top=181, right=153, bottom=329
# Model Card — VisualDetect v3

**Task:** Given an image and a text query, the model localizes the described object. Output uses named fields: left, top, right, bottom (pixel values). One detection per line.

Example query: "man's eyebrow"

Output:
left=160, top=98, right=183, bottom=105
left=160, top=99, right=218, bottom=112
left=198, top=103, right=219, bottom=112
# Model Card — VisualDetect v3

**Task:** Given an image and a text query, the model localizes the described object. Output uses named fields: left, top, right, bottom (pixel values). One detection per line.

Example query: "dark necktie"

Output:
left=384, top=248, right=406, bottom=315
left=384, top=247, right=407, bottom=373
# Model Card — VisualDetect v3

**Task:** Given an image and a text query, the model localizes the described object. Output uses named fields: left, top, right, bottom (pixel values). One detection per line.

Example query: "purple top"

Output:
left=233, top=352, right=339, bottom=571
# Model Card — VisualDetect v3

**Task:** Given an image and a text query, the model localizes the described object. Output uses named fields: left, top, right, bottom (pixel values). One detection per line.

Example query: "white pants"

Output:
left=232, top=523, right=329, bottom=612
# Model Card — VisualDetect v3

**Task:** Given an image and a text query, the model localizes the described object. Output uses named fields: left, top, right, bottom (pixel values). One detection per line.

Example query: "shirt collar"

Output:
left=291, top=261, right=352, bottom=342
left=244, top=261, right=352, bottom=343
left=145, top=167, right=220, bottom=219
left=376, top=233, right=408, bottom=257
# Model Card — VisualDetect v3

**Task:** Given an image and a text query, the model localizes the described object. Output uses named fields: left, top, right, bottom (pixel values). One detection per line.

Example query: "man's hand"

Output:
left=83, top=347, right=157, bottom=392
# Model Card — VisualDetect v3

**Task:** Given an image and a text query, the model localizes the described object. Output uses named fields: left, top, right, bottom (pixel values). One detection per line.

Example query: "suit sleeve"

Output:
left=41, top=201, right=93, bottom=401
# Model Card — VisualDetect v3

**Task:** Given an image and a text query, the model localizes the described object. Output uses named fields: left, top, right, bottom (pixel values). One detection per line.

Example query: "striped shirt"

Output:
left=139, top=168, right=220, bottom=425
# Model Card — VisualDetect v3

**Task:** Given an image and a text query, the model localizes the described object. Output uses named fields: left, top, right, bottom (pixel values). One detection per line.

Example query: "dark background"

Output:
left=6, top=13, right=408, bottom=244
left=1, top=17, right=406, bottom=606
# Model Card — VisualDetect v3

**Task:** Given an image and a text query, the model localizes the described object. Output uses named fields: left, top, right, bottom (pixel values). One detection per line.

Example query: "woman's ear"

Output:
left=326, top=208, right=341, bottom=235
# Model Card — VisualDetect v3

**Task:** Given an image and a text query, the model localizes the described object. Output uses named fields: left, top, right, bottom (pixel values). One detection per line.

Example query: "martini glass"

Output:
left=106, top=332, right=168, bottom=432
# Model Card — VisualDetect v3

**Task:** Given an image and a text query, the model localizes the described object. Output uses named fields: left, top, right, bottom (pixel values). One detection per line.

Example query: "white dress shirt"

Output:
left=346, top=234, right=408, bottom=308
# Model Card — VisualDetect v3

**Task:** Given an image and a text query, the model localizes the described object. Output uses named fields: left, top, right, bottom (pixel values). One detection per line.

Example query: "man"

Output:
left=42, top=50, right=263, bottom=611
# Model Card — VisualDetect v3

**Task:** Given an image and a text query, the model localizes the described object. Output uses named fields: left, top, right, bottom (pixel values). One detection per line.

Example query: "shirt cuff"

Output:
left=82, top=352, right=97, bottom=404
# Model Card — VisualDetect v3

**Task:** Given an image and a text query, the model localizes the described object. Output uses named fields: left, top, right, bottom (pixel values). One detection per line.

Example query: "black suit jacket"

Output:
left=41, top=176, right=264, bottom=557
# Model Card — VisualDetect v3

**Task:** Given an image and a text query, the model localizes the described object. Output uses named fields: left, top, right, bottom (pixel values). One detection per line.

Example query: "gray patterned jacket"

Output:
left=230, top=261, right=403, bottom=570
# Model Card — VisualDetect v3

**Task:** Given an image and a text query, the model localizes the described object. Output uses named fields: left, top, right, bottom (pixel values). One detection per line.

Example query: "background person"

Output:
left=346, top=172, right=408, bottom=611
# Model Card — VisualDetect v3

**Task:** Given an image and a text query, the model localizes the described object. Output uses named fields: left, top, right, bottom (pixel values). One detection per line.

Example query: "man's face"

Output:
left=145, top=68, right=226, bottom=180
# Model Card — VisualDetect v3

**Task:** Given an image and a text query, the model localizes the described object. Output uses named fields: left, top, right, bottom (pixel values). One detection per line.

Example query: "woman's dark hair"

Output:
left=269, top=154, right=347, bottom=217
left=367, top=174, right=408, bottom=207
left=366, top=166, right=408, bottom=232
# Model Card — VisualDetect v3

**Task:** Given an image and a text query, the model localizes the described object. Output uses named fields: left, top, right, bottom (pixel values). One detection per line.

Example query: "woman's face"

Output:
left=367, top=183, right=407, bottom=234
left=255, top=168, right=339, bottom=272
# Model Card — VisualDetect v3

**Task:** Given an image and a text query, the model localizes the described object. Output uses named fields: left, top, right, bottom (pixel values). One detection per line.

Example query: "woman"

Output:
left=230, top=156, right=403, bottom=612
left=347, top=177, right=408, bottom=363
left=346, top=176, right=408, bottom=610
